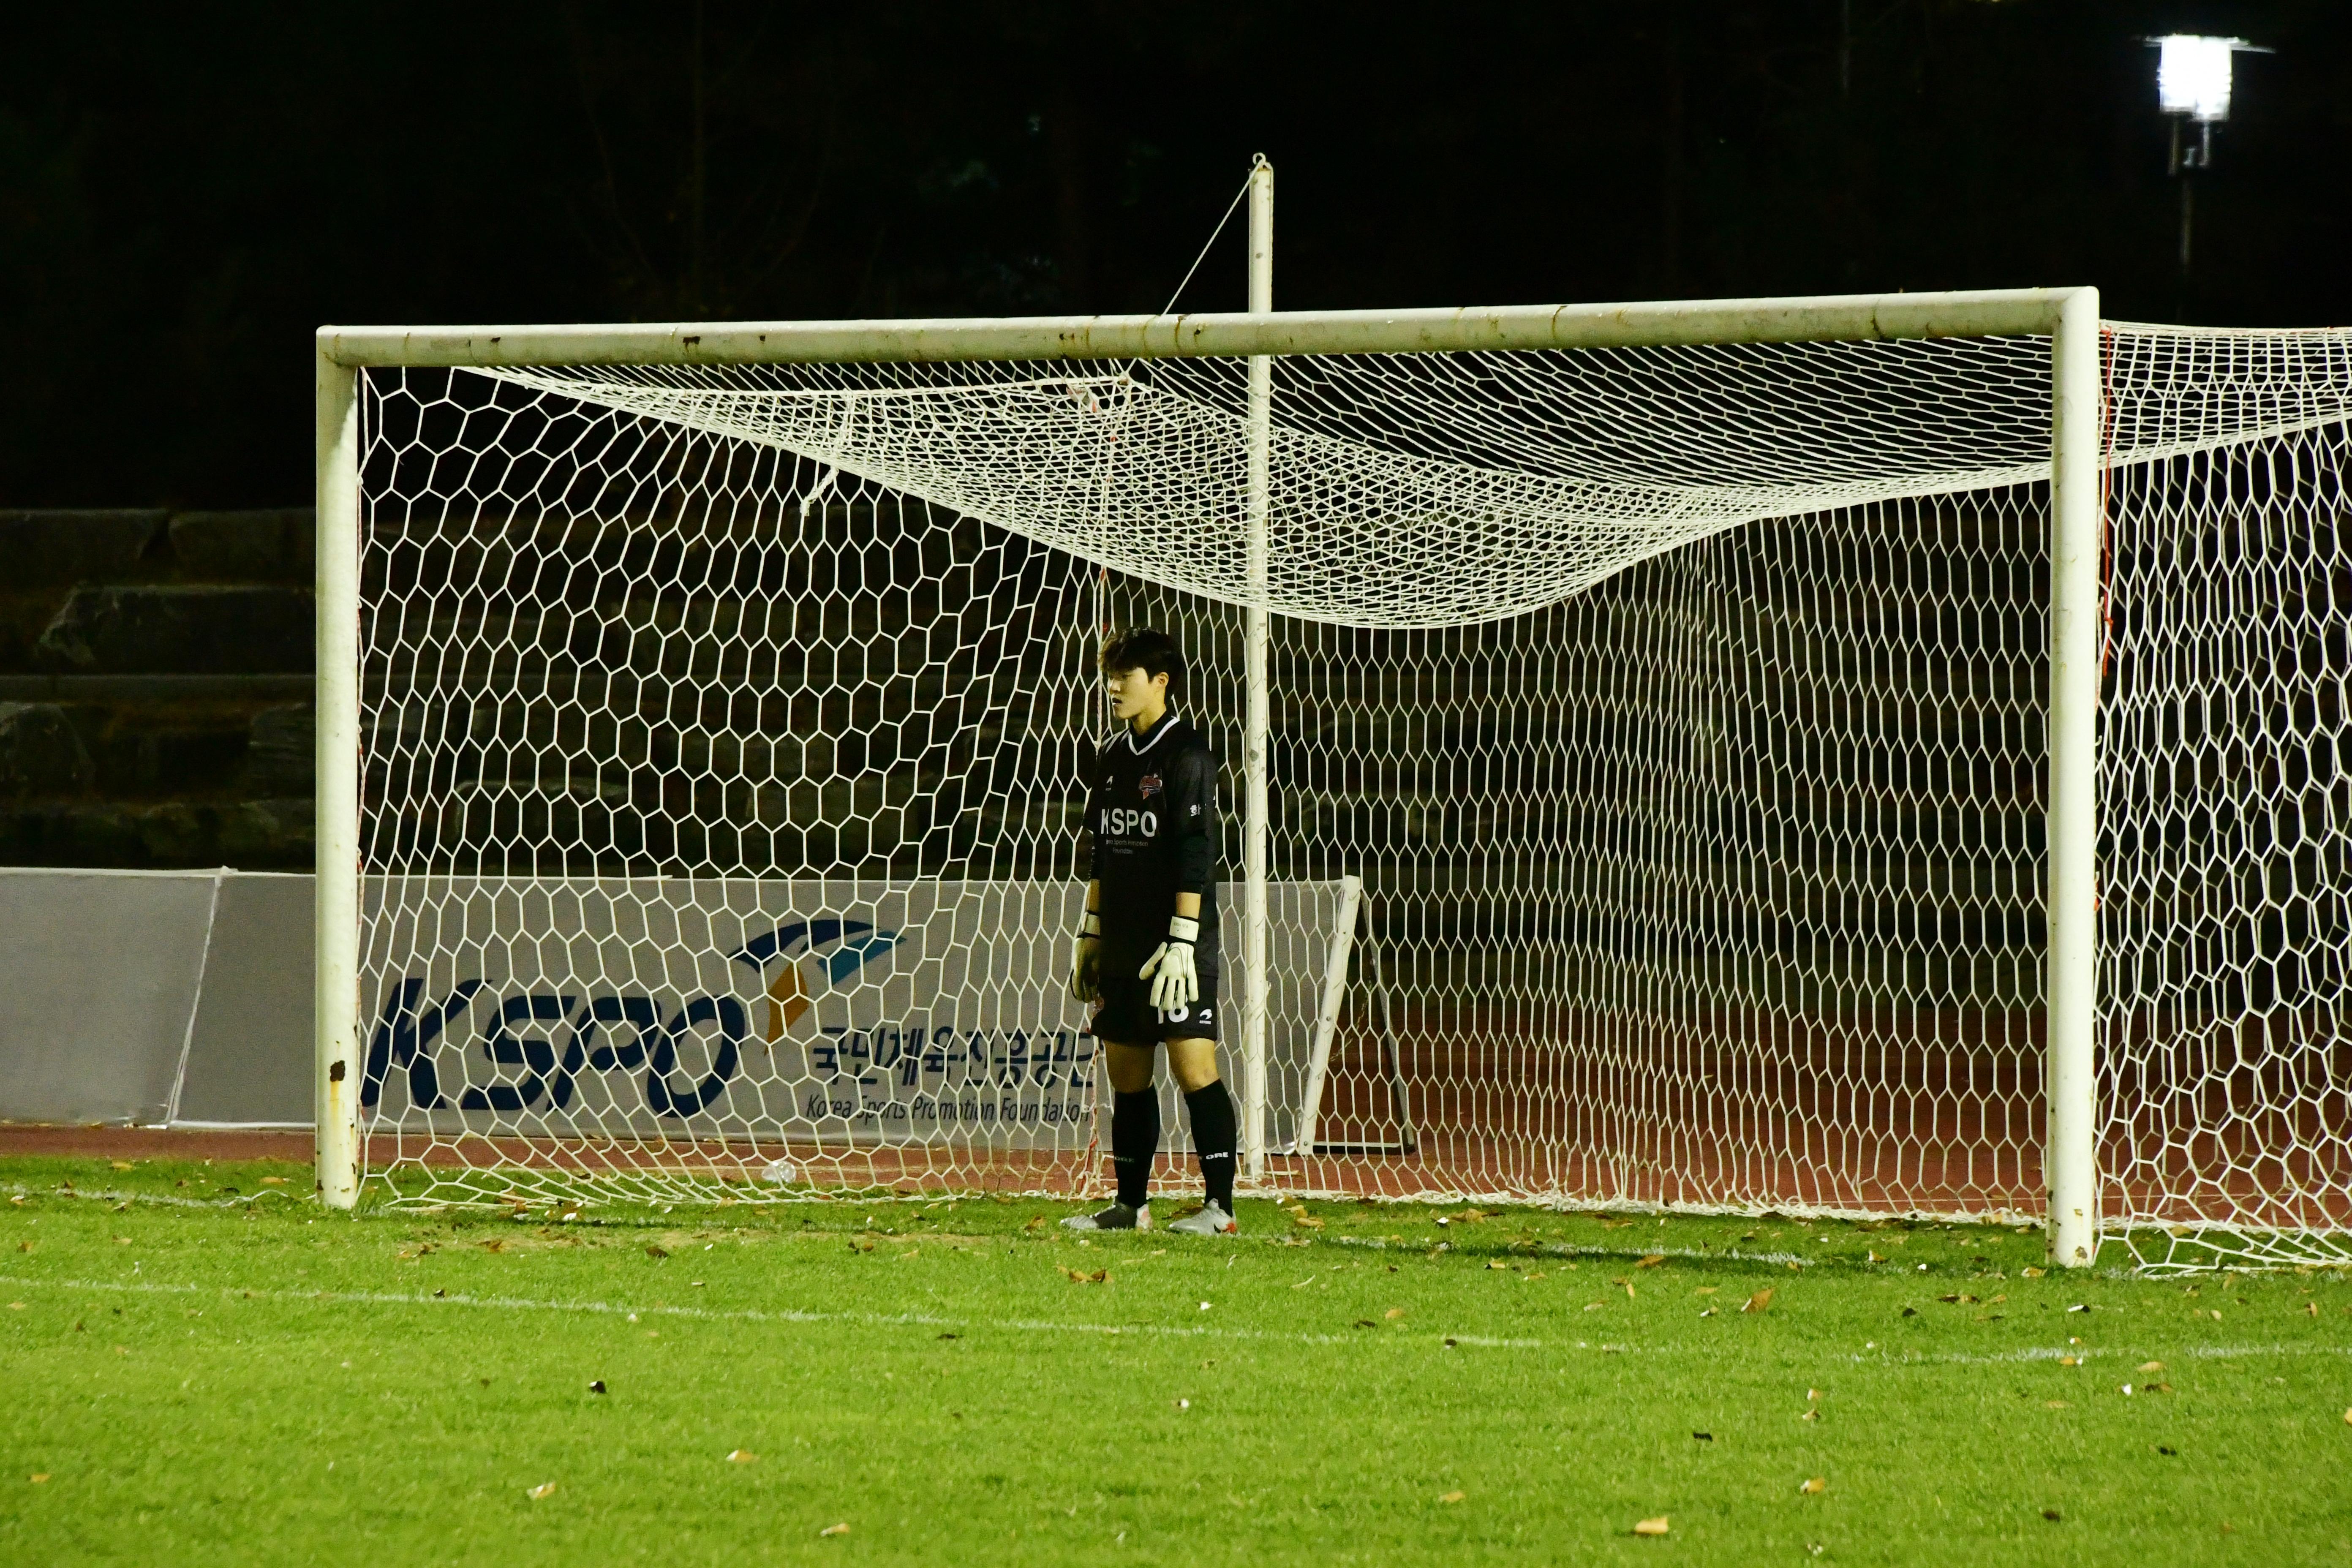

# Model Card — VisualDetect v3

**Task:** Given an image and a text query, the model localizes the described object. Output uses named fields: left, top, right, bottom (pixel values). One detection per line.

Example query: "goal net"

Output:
left=335, top=308, right=2352, bottom=1266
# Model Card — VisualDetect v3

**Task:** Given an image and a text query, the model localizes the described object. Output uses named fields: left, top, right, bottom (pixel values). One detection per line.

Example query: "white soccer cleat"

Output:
left=1061, top=1201, right=1150, bottom=1232
left=1166, top=1200, right=1238, bottom=1237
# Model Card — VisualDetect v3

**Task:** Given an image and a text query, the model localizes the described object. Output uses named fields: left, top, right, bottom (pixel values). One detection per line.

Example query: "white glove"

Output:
left=1140, top=914, right=1201, bottom=1014
left=1068, top=911, right=1102, bottom=1003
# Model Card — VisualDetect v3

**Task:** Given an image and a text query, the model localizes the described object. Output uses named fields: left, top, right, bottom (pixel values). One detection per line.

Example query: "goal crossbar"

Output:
left=313, top=286, right=2106, bottom=1271
left=316, top=287, right=2086, bottom=368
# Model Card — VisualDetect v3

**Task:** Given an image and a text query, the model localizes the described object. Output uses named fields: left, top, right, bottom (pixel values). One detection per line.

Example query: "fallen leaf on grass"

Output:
left=1385, top=1307, right=1406, bottom=1320
left=1486, top=1260, right=1511, bottom=1271
left=261, top=1176, right=286, bottom=1186
left=819, top=1523, right=850, bottom=1537
left=1439, top=1490, right=1465, bottom=1504
left=2343, top=1407, right=2352, bottom=1426
left=1632, top=1516, right=1670, bottom=1535
left=1693, top=1286, right=1717, bottom=1296
left=1636, top=1254, right=1665, bottom=1269
left=645, top=1245, right=669, bottom=1259
left=2139, top=1360, right=2165, bottom=1372
left=2021, top=1266, right=2045, bottom=1278
left=937, top=1332, right=960, bottom=1341
left=109, top=1161, right=132, bottom=1171
left=1742, top=1288, right=1775, bottom=1314
left=588, top=1380, right=606, bottom=1394
left=1064, top=1268, right=1109, bottom=1284
left=727, top=1450, right=757, bottom=1463
left=527, top=1481, right=558, bottom=1500
left=2306, top=1302, right=2319, bottom=1319
left=2045, top=1400, right=2072, bottom=1409
left=2059, top=1356, right=2080, bottom=1367
left=1799, top=1477, right=1827, bottom=1494
left=29, top=1474, right=50, bottom=1484
left=2042, top=1509, right=2063, bottom=1522
left=1353, top=1319, right=1378, bottom=1329
left=1022, top=1215, right=1047, bottom=1232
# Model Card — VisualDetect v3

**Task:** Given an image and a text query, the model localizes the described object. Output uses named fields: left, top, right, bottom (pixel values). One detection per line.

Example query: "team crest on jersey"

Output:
left=1138, top=772, right=1162, bottom=797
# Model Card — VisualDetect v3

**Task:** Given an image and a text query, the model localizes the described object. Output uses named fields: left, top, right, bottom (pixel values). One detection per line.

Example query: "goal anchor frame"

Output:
left=315, top=284, right=2104, bottom=1268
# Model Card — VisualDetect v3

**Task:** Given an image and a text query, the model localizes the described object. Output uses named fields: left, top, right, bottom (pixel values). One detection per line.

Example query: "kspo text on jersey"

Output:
left=1084, top=711, right=1221, bottom=964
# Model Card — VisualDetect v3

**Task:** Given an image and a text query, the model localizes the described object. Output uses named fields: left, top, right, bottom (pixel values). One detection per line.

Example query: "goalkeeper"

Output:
left=1064, top=627, right=1239, bottom=1236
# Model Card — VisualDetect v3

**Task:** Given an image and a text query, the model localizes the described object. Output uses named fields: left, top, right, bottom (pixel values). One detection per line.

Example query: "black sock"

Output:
left=1184, top=1079, right=1238, bottom=1211
left=1111, top=1089, right=1160, bottom=1209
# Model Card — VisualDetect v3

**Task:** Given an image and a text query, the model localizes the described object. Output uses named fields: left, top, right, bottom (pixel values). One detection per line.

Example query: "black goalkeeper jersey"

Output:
left=1084, top=710, right=1221, bottom=969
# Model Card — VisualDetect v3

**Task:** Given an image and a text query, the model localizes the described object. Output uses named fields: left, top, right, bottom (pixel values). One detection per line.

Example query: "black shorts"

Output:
left=1089, top=944, right=1222, bottom=1045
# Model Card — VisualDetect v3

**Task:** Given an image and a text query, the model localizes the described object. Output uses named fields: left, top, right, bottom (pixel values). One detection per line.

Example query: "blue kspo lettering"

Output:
left=363, top=984, right=747, bottom=1117
left=360, top=977, right=485, bottom=1110
left=362, top=916, right=905, bottom=1119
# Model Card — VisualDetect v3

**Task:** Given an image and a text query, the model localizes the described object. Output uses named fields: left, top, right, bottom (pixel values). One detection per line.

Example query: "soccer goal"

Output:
left=315, top=266, right=2352, bottom=1267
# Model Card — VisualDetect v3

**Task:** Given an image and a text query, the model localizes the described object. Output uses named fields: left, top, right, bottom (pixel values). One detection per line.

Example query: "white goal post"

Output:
left=318, top=277, right=2352, bottom=1270
left=315, top=285, right=2109, bottom=1258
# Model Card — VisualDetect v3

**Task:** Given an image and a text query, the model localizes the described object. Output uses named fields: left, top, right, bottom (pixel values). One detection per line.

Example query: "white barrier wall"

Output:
left=363, top=877, right=1347, bottom=1154
left=0, top=868, right=311, bottom=1127
left=0, top=870, right=1348, bottom=1144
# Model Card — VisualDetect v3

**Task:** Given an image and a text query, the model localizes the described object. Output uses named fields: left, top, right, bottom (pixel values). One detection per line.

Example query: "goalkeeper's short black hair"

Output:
left=1099, top=626, right=1184, bottom=700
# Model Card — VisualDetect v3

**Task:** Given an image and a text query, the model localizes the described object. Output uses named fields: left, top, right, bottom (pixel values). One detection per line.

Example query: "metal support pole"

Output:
left=2045, top=287, right=2103, bottom=1268
left=1293, top=875, right=1365, bottom=1159
left=315, top=348, right=363, bottom=1211
left=1241, top=156, right=1274, bottom=1179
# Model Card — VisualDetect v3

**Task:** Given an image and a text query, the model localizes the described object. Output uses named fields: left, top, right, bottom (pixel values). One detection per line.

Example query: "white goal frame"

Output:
left=314, top=283, right=2105, bottom=1266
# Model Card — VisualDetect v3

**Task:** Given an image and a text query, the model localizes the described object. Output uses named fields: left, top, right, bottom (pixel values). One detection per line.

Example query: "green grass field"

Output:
left=3, top=1156, right=2349, bottom=1565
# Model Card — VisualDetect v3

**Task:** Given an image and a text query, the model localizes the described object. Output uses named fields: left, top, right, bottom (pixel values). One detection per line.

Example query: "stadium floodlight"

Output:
left=2155, top=34, right=2238, bottom=126
left=315, top=276, right=2352, bottom=1273
left=2150, top=35, right=2266, bottom=273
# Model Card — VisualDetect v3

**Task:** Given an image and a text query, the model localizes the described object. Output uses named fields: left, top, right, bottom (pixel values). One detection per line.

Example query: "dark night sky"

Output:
left=4, top=2, right=2345, bottom=507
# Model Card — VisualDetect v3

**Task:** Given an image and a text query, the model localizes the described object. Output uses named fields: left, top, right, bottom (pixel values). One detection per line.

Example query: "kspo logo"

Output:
left=1099, top=807, right=1159, bottom=838
left=361, top=918, right=902, bottom=1119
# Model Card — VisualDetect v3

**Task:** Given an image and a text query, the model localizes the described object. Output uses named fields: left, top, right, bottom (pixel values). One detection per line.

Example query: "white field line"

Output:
left=0, top=1272, right=1369, bottom=1348
left=3, top=1271, right=2345, bottom=1369
left=5, top=1182, right=305, bottom=1212
left=1325, top=1233, right=1817, bottom=1268
left=14, top=1183, right=2344, bottom=1281
left=5, top=1183, right=1819, bottom=1268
